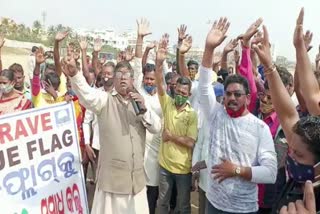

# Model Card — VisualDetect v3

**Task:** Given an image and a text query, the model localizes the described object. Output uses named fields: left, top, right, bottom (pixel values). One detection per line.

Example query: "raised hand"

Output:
left=304, top=30, right=313, bottom=52
left=293, top=8, right=305, bottom=50
left=63, top=56, right=78, bottom=77
left=238, top=18, right=263, bottom=46
left=0, top=35, right=5, bottom=48
left=35, top=47, right=46, bottom=65
left=178, top=24, right=188, bottom=43
left=162, top=33, right=170, bottom=44
left=251, top=31, right=263, bottom=45
left=205, top=17, right=230, bottom=50
left=44, top=79, right=58, bottom=99
left=125, top=46, right=134, bottom=61
left=179, top=35, right=193, bottom=54
left=252, top=25, right=272, bottom=68
left=79, top=36, right=88, bottom=50
left=147, top=41, right=157, bottom=50
left=55, top=31, right=69, bottom=42
left=93, top=37, right=103, bottom=52
left=223, top=39, right=238, bottom=53
left=137, top=18, right=152, bottom=37
left=156, top=36, right=168, bottom=66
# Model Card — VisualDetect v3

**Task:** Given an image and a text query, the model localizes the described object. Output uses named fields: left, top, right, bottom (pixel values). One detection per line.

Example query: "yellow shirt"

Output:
left=32, top=73, right=67, bottom=108
left=158, top=94, right=198, bottom=174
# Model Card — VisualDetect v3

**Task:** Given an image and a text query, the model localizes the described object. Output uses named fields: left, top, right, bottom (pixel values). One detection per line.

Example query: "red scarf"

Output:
left=225, top=105, right=246, bottom=118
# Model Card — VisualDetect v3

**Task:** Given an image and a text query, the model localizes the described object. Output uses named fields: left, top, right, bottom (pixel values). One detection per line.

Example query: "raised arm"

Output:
left=79, top=36, right=91, bottom=83
left=142, top=41, right=156, bottom=67
left=63, top=56, right=108, bottom=115
left=92, top=38, right=103, bottom=76
left=238, top=19, right=263, bottom=113
left=54, top=31, right=69, bottom=77
left=199, top=17, right=230, bottom=116
left=316, top=47, right=320, bottom=71
left=0, top=36, right=5, bottom=72
left=294, top=8, right=320, bottom=115
left=221, top=39, right=238, bottom=71
left=176, top=25, right=189, bottom=77
left=32, top=47, right=46, bottom=106
left=178, top=35, right=193, bottom=78
left=135, top=18, right=151, bottom=58
left=253, top=25, right=299, bottom=144
left=155, top=35, right=169, bottom=96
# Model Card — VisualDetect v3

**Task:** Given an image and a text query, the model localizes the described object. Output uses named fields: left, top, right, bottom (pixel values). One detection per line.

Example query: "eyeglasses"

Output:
left=225, top=91, right=246, bottom=98
left=115, top=71, right=132, bottom=79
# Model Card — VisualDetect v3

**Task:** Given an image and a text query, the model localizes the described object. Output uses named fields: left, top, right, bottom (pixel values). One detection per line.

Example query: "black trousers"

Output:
left=147, top=186, right=159, bottom=214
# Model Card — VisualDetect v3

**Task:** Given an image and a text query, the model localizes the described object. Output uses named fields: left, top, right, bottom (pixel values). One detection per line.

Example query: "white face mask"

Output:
left=0, top=84, right=14, bottom=94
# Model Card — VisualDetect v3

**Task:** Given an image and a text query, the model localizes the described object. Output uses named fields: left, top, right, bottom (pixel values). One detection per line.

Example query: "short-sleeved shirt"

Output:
left=158, top=93, right=198, bottom=174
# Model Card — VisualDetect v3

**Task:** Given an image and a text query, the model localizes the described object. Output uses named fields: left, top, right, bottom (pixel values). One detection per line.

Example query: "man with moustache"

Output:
left=9, top=63, right=32, bottom=101
left=198, top=17, right=277, bottom=213
left=66, top=56, right=161, bottom=213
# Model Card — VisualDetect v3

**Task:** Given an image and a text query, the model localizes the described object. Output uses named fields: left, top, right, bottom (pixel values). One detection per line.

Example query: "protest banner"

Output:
left=0, top=102, right=88, bottom=214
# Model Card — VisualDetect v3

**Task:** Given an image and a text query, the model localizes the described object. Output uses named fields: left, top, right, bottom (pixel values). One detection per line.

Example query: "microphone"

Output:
left=127, top=87, right=146, bottom=115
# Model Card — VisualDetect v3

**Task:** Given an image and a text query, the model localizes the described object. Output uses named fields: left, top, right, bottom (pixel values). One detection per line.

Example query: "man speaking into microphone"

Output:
left=65, top=57, right=161, bottom=214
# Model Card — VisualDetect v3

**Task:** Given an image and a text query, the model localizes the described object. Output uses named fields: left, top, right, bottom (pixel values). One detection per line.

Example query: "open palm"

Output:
left=137, top=18, right=152, bottom=37
left=94, top=38, right=103, bottom=52
left=223, top=39, right=238, bottom=53
left=156, top=39, right=168, bottom=64
left=55, top=31, right=69, bottom=42
left=206, top=17, right=230, bottom=49
left=179, top=36, right=192, bottom=54
left=79, top=37, right=88, bottom=50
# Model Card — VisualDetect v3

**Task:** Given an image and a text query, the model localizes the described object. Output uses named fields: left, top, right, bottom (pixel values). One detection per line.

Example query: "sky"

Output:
left=1, top=0, right=320, bottom=61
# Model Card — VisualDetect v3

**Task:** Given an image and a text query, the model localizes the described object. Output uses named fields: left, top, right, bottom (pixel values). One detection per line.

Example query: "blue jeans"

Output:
left=206, top=200, right=257, bottom=214
left=158, top=166, right=192, bottom=214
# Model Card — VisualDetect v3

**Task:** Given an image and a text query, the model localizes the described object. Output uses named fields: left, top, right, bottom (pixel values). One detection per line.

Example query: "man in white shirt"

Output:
left=199, top=17, right=277, bottom=214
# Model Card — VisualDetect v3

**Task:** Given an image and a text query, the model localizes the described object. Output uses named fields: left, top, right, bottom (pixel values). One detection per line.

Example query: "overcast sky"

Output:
left=1, top=0, right=320, bottom=60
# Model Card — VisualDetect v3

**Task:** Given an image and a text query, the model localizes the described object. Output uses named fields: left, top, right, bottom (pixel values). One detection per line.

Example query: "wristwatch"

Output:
left=234, top=166, right=241, bottom=176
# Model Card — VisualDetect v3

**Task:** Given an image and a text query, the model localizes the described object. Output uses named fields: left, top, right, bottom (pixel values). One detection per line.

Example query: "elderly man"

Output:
left=65, top=57, right=161, bottom=214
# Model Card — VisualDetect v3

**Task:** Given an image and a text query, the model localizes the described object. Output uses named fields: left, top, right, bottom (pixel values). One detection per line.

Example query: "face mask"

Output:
left=0, top=84, right=14, bottom=94
left=286, top=155, right=319, bottom=183
left=225, top=104, right=246, bottom=118
left=67, top=89, right=76, bottom=96
left=260, top=101, right=274, bottom=114
left=104, top=78, right=114, bottom=87
left=175, top=94, right=188, bottom=106
left=143, top=85, right=156, bottom=94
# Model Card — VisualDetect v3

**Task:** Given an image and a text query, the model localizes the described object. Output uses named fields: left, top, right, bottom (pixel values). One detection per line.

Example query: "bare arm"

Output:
left=178, top=36, right=193, bottom=78
left=135, top=18, right=151, bottom=58
left=221, top=39, right=238, bottom=71
left=170, top=134, right=195, bottom=149
left=79, top=37, right=91, bottom=83
left=142, top=42, right=156, bottom=68
left=154, top=36, right=168, bottom=96
left=253, top=25, right=299, bottom=144
left=0, top=36, right=4, bottom=72
left=92, top=38, right=103, bottom=76
left=294, top=10, right=320, bottom=115
left=294, top=65, right=307, bottom=112
left=54, top=31, right=69, bottom=77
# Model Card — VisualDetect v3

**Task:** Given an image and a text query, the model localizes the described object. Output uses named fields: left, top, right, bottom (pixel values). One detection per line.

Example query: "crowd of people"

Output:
left=0, top=7, right=319, bottom=214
